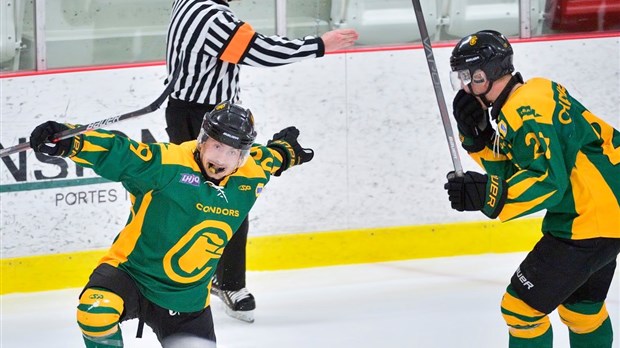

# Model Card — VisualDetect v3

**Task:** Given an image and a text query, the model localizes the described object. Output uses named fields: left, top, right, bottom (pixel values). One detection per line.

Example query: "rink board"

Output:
left=1, top=218, right=541, bottom=294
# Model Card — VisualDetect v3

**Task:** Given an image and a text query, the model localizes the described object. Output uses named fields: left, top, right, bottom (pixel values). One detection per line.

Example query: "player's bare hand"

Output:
left=321, top=29, right=359, bottom=52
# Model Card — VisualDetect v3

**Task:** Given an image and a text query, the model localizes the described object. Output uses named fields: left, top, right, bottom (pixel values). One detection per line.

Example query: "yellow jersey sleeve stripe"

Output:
left=500, top=190, right=556, bottom=221
left=81, top=140, right=109, bottom=153
left=72, top=157, right=93, bottom=166
left=506, top=169, right=550, bottom=197
left=84, top=131, right=115, bottom=139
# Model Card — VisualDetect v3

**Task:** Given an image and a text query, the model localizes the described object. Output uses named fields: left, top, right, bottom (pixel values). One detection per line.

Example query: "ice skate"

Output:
left=212, top=276, right=256, bottom=323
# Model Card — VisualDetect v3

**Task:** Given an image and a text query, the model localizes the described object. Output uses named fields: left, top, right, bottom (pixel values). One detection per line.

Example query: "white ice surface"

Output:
left=1, top=253, right=619, bottom=348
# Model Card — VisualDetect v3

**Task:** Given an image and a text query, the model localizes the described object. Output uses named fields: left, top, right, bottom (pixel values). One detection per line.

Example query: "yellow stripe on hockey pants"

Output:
left=77, top=287, right=124, bottom=347
left=501, top=286, right=552, bottom=348
left=558, top=302, right=613, bottom=348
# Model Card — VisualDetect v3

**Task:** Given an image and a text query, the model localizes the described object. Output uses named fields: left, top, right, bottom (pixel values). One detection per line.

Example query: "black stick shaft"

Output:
left=411, top=0, right=464, bottom=177
left=0, top=67, right=180, bottom=158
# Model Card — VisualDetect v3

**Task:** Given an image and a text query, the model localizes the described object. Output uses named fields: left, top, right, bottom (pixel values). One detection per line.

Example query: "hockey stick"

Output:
left=0, top=66, right=180, bottom=158
left=411, top=0, right=464, bottom=177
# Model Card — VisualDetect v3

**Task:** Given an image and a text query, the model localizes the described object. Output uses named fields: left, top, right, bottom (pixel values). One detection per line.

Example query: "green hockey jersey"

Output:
left=70, top=129, right=285, bottom=312
left=468, top=77, right=620, bottom=240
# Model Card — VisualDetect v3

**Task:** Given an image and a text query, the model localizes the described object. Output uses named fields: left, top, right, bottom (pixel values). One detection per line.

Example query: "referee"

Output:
left=164, top=0, right=358, bottom=323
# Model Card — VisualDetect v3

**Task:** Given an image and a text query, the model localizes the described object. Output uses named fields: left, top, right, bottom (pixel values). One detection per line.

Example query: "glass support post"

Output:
left=519, top=0, right=532, bottom=39
left=275, top=0, right=287, bottom=37
left=33, top=0, right=46, bottom=70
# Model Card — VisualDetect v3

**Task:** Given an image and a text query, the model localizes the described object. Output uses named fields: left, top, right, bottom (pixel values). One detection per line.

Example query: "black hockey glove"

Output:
left=444, top=171, right=507, bottom=219
left=30, top=121, right=83, bottom=157
left=452, top=90, right=494, bottom=153
left=267, top=126, right=314, bottom=176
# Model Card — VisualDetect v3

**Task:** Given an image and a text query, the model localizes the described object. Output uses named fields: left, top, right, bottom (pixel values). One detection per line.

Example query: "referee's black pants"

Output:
left=165, top=98, right=248, bottom=290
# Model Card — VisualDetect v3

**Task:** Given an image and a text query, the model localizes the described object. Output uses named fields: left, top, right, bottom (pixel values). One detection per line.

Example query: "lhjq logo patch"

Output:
left=179, top=173, right=201, bottom=187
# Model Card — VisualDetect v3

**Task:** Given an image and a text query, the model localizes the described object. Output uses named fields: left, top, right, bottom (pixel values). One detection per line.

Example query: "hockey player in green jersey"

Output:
left=29, top=101, right=314, bottom=347
left=444, top=30, right=620, bottom=348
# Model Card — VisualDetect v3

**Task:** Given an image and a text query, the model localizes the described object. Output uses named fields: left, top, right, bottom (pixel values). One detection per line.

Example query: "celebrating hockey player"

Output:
left=29, top=101, right=314, bottom=347
left=164, top=0, right=358, bottom=322
left=444, top=30, right=620, bottom=348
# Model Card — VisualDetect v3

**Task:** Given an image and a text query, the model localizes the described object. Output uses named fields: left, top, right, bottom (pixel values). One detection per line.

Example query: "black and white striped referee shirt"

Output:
left=166, top=0, right=325, bottom=105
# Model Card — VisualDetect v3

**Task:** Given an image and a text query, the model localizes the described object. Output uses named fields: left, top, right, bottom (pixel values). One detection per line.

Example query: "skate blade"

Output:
left=224, top=307, right=254, bottom=323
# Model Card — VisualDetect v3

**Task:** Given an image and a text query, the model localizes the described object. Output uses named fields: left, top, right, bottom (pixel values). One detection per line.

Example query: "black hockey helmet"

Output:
left=198, top=101, right=257, bottom=150
left=449, top=30, right=514, bottom=89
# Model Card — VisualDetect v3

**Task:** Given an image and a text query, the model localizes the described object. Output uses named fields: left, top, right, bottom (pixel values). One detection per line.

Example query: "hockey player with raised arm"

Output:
left=28, top=101, right=314, bottom=347
left=165, top=0, right=358, bottom=322
left=444, top=30, right=620, bottom=348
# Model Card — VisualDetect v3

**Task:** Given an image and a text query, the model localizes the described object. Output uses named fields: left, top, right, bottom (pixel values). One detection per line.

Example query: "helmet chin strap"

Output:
left=466, top=72, right=523, bottom=118
left=467, top=80, right=494, bottom=107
